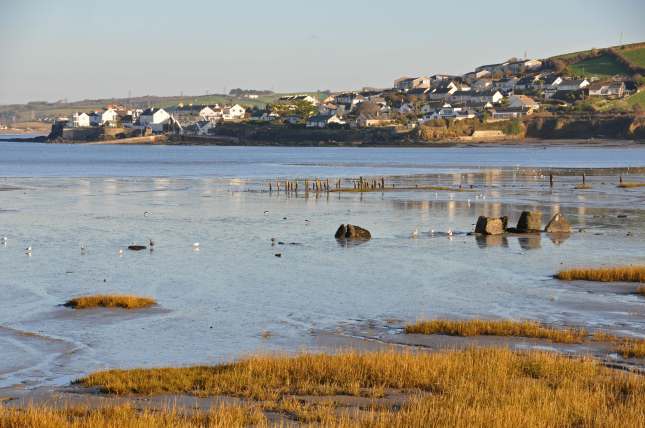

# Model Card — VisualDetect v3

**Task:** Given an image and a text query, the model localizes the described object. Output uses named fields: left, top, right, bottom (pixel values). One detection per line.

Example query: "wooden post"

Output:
left=269, top=183, right=272, bottom=192
left=620, top=175, right=623, bottom=184
left=549, top=174, right=553, bottom=187
left=582, top=174, right=586, bottom=185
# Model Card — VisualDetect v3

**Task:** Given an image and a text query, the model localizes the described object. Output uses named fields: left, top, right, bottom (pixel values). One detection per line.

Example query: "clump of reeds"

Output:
left=404, top=319, right=586, bottom=343
left=556, top=266, right=645, bottom=282
left=27, top=348, right=645, bottom=426
left=574, top=184, right=592, bottom=189
left=637, top=286, right=645, bottom=296
left=618, top=182, right=645, bottom=188
left=64, top=295, right=156, bottom=309
left=617, top=340, right=645, bottom=359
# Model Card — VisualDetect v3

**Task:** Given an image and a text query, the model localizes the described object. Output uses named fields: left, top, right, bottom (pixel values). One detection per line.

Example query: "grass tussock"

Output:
left=64, top=295, right=156, bottom=309
left=0, top=403, right=266, bottom=428
left=574, top=184, right=592, bottom=189
left=556, top=266, right=645, bottom=282
left=404, top=319, right=586, bottom=343
left=14, top=348, right=645, bottom=426
left=617, top=340, right=645, bottom=359
left=618, top=182, right=645, bottom=188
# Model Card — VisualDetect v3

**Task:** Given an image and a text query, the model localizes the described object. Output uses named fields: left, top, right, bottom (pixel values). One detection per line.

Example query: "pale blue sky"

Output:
left=1, top=0, right=644, bottom=104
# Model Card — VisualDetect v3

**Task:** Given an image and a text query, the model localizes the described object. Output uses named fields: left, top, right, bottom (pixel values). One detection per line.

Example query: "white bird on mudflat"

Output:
left=411, top=228, right=419, bottom=239
left=192, top=242, right=200, bottom=251
left=447, top=228, right=453, bottom=236
left=25, top=246, right=32, bottom=255
left=118, top=248, right=124, bottom=256
left=80, top=243, right=86, bottom=254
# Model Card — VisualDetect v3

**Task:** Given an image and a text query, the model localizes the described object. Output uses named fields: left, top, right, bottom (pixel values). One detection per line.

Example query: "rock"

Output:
left=516, top=211, right=542, bottom=233
left=544, top=213, right=571, bottom=233
left=335, top=224, right=371, bottom=240
left=127, top=245, right=147, bottom=251
left=474, top=216, right=507, bottom=235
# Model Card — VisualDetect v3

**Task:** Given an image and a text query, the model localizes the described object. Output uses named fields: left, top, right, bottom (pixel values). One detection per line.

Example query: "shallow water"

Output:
left=0, top=142, right=644, bottom=388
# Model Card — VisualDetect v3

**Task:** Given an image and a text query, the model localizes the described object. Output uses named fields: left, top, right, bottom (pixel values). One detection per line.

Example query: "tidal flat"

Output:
left=0, top=142, right=644, bottom=422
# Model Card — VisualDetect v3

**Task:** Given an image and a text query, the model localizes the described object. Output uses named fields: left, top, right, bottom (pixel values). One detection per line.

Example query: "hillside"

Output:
left=552, top=42, right=645, bottom=79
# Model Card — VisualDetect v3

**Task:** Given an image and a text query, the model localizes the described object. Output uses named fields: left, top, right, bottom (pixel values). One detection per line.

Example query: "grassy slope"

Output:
left=567, top=54, right=630, bottom=77
left=622, top=46, right=645, bottom=68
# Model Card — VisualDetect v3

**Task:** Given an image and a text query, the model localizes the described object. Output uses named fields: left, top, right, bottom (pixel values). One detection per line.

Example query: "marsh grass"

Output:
left=638, top=285, right=645, bottom=296
left=574, top=184, right=592, bottom=189
left=0, top=403, right=266, bottom=428
left=404, top=319, right=586, bottom=343
left=10, top=348, right=645, bottom=427
left=64, top=295, right=156, bottom=309
left=617, top=340, right=645, bottom=358
left=618, top=182, right=645, bottom=188
left=556, top=266, right=645, bottom=282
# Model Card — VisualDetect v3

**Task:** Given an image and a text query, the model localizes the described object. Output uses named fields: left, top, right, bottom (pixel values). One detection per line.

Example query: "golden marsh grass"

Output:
left=404, top=319, right=587, bottom=343
left=556, top=266, right=645, bottom=282
left=5, top=348, right=645, bottom=427
left=64, top=295, right=156, bottom=309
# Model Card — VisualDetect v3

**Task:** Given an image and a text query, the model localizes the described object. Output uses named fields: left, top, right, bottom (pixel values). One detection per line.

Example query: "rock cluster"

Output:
left=474, top=211, right=570, bottom=235
left=335, top=224, right=371, bottom=240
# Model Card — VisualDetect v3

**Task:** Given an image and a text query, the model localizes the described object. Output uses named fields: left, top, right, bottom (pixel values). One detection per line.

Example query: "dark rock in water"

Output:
left=544, top=212, right=571, bottom=233
left=128, top=245, right=147, bottom=251
left=274, top=253, right=282, bottom=257
left=335, top=224, right=371, bottom=240
left=516, top=211, right=542, bottom=233
left=474, top=216, right=507, bottom=235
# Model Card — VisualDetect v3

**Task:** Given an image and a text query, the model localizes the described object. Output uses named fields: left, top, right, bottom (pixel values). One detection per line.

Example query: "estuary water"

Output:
left=0, top=139, right=644, bottom=388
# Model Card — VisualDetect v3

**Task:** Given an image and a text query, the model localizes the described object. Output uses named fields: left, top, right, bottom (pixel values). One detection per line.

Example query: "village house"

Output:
left=475, top=62, right=509, bottom=75
left=139, top=108, right=171, bottom=132
left=222, top=104, right=246, bottom=121
left=515, top=75, right=541, bottom=91
left=449, top=90, right=503, bottom=105
left=427, top=83, right=459, bottom=101
left=558, top=78, right=590, bottom=92
left=88, top=112, right=101, bottom=126
left=318, top=102, right=339, bottom=115
left=493, top=77, right=519, bottom=92
left=100, top=108, right=119, bottom=126
left=251, top=111, right=280, bottom=122
left=588, top=81, right=625, bottom=98
left=489, top=107, right=528, bottom=120
left=398, top=102, right=416, bottom=114
left=333, top=92, right=365, bottom=112
left=507, top=95, right=540, bottom=110
left=279, top=94, right=320, bottom=105
left=471, top=78, right=493, bottom=91
left=306, top=113, right=345, bottom=128
left=199, top=106, right=222, bottom=121
left=356, top=113, right=395, bottom=128
left=394, top=76, right=430, bottom=92
left=505, top=59, right=543, bottom=74
left=540, top=75, right=563, bottom=90
left=71, top=112, right=90, bottom=128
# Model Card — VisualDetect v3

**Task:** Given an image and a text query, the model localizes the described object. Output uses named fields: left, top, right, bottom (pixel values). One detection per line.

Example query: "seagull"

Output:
left=447, top=228, right=453, bottom=236
left=144, top=211, right=151, bottom=217
left=25, top=246, right=32, bottom=255
left=118, top=248, right=124, bottom=256
left=411, top=228, right=419, bottom=239
left=149, top=239, right=155, bottom=249
left=192, top=242, right=200, bottom=251
left=430, top=229, right=435, bottom=235
left=264, top=210, right=269, bottom=215
left=80, top=243, right=86, bottom=254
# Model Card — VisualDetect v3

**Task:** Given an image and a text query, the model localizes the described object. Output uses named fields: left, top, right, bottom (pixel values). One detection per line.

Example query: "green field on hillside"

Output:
left=568, top=54, right=630, bottom=77
left=622, top=47, right=645, bottom=68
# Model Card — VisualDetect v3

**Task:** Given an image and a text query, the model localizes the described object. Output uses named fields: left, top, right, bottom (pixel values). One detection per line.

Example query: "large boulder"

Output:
left=475, top=216, right=507, bottom=235
left=544, top=212, right=571, bottom=233
left=516, top=210, right=542, bottom=233
left=335, top=224, right=371, bottom=240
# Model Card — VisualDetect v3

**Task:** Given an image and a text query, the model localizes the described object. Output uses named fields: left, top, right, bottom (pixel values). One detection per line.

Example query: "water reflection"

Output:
left=475, top=234, right=509, bottom=248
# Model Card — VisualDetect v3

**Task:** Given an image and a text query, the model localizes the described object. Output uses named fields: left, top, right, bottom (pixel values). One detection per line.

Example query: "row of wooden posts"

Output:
left=548, top=173, right=626, bottom=187
left=268, top=177, right=388, bottom=193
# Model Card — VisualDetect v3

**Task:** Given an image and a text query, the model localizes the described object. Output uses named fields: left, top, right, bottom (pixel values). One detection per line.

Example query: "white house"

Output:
left=71, top=112, right=90, bottom=128
left=139, top=108, right=171, bottom=132
left=588, top=81, right=625, bottom=98
left=222, top=104, right=245, bottom=121
left=101, top=108, right=119, bottom=125
left=558, top=79, right=590, bottom=91
left=508, top=95, right=540, bottom=110
left=279, top=94, right=319, bottom=106
left=306, top=113, right=345, bottom=128
left=199, top=106, right=221, bottom=121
